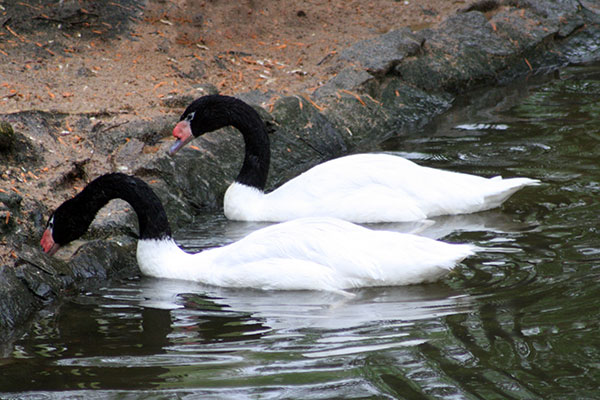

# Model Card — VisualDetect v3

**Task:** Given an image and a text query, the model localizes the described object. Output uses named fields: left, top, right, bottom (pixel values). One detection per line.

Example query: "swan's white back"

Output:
left=137, top=217, right=476, bottom=293
left=224, top=153, right=539, bottom=222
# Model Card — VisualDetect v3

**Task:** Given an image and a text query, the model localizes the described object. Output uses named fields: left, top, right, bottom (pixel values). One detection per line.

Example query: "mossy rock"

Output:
left=0, top=121, right=15, bottom=151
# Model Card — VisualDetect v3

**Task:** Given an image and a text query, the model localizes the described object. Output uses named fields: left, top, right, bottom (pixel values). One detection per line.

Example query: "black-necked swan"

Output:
left=40, top=173, right=477, bottom=293
left=168, top=95, right=540, bottom=223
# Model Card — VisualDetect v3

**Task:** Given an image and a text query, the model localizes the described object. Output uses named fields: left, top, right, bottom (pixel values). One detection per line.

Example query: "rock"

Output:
left=68, top=238, right=138, bottom=281
left=0, top=191, right=22, bottom=235
left=557, top=22, right=600, bottom=64
left=459, top=0, right=499, bottom=13
left=1, top=111, right=52, bottom=166
left=268, top=96, right=347, bottom=186
left=147, top=179, right=197, bottom=229
left=491, top=8, right=559, bottom=50
left=0, top=238, right=134, bottom=340
left=0, top=122, right=15, bottom=151
left=88, top=199, right=138, bottom=239
left=395, top=11, right=518, bottom=93
left=337, top=28, right=424, bottom=75
left=1, top=238, right=137, bottom=335
left=14, top=263, right=62, bottom=304
left=192, top=13, right=204, bottom=27
left=151, top=126, right=245, bottom=210
left=313, top=68, right=374, bottom=99
left=51, top=159, right=89, bottom=190
left=89, top=115, right=175, bottom=155
left=0, top=192, right=22, bottom=210
left=394, top=1, right=593, bottom=94
left=17, top=247, right=78, bottom=289
left=113, top=137, right=146, bottom=172
left=580, top=0, right=600, bottom=16
left=161, top=94, right=196, bottom=109
left=236, top=90, right=281, bottom=108
left=0, top=267, right=37, bottom=333
left=77, top=66, right=96, bottom=77
left=557, top=15, right=586, bottom=39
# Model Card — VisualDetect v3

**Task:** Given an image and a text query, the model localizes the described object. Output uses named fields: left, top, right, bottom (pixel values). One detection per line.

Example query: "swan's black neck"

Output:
left=50, top=173, right=171, bottom=245
left=233, top=105, right=270, bottom=190
left=187, top=95, right=270, bottom=190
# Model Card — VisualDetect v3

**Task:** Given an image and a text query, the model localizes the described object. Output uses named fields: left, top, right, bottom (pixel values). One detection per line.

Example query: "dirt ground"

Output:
left=0, top=0, right=466, bottom=264
left=1, top=0, right=466, bottom=116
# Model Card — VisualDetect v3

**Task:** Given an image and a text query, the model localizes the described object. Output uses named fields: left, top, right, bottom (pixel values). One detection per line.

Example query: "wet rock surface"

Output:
left=1, top=239, right=137, bottom=335
left=1, top=0, right=600, bottom=338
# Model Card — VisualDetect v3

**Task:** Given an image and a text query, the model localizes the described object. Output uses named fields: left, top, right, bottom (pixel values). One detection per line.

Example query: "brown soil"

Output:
left=1, top=0, right=465, bottom=115
left=0, top=0, right=465, bottom=264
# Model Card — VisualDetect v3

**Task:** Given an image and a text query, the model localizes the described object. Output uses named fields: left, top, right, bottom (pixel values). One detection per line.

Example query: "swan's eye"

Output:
left=48, top=215, right=54, bottom=229
left=185, top=111, right=196, bottom=122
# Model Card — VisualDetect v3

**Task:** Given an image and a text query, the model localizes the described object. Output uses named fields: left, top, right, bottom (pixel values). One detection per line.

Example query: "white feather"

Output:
left=136, top=217, right=477, bottom=293
left=224, top=153, right=539, bottom=223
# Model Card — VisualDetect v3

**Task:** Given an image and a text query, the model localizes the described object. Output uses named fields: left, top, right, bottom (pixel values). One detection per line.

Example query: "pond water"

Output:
left=2, top=62, right=600, bottom=399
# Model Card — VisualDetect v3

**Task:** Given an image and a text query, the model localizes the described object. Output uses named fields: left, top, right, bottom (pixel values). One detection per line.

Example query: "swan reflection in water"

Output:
left=132, top=275, right=475, bottom=360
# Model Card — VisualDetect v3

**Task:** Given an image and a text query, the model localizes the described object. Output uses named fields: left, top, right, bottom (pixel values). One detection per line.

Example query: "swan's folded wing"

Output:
left=207, top=258, right=350, bottom=293
left=209, top=217, right=476, bottom=288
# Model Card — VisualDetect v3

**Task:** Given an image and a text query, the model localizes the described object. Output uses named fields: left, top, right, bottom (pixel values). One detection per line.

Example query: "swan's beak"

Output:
left=168, top=120, right=194, bottom=156
left=41, top=227, right=60, bottom=256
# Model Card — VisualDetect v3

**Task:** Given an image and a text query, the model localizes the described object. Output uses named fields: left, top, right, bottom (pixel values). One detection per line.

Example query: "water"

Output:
left=2, top=62, right=600, bottom=399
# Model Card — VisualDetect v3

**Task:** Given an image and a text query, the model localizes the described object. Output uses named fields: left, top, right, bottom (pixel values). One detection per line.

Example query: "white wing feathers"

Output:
left=226, top=154, right=539, bottom=223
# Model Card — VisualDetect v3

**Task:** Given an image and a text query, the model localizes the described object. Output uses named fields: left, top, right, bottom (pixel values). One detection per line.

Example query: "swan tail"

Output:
left=446, top=243, right=480, bottom=269
left=380, top=242, right=479, bottom=286
left=483, top=177, right=540, bottom=209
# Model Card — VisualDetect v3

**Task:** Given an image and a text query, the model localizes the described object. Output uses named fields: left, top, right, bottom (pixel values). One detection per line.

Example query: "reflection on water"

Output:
left=1, top=278, right=474, bottom=398
left=2, top=62, right=600, bottom=398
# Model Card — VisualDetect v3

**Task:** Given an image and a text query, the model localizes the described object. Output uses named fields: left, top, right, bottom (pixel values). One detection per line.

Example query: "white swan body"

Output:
left=137, top=217, right=476, bottom=292
left=224, top=153, right=540, bottom=223
left=41, top=174, right=477, bottom=294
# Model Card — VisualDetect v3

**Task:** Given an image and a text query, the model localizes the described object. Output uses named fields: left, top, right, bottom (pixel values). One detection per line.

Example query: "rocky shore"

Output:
left=1, top=0, right=600, bottom=341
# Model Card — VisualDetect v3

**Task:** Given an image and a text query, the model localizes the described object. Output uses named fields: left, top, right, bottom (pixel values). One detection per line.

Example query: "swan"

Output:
left=40, top=173, right=477, bottom=293
left=168, top=95, right=540, bottom=223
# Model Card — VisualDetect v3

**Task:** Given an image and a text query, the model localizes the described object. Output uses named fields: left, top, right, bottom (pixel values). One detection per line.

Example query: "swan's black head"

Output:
left=40, top=198, right=90, bottom=255
left=167, top=95, right=270, bottom=189
left=168, top=95, right=263, bottom=156
left=41, top=173, right=172, bottom=256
